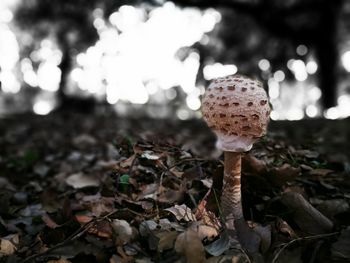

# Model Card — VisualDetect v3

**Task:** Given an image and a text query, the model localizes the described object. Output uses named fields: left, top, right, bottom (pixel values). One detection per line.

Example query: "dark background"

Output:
left=0, top=0, right=349, bottom=119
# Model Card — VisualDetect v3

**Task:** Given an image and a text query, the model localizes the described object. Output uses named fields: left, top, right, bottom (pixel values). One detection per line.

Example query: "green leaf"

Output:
left=119, top=174, right=130, bottom=193
left=119, top=174, right=130, bottom=185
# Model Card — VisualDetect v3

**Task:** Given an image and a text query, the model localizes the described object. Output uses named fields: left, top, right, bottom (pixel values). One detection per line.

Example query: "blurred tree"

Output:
left=169, top=0, right=344, bottom=110
left=14, top=0, right=102, bottom=110
left=13, top=0, right=345, bottom=112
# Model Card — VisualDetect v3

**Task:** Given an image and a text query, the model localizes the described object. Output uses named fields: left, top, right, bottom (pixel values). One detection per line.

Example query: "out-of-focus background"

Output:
left=1, top=0, right=349, bottom=120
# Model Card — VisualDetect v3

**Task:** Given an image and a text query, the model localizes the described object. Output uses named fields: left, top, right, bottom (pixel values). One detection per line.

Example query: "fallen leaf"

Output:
left=249, top=222, right=271, bottom=253
left=205, top=231, right=230, bottom=256
left=170, top=167, right=184, bottom=178
left=195, top=196, right=221, bottom=229
left=65, top=173, right=99, bottom=189
left=175, top=229, right=206, bottom=263
left=275, top=218, right=298, bottom=239
left=200, top=178, right=213, bottom=188
left=112, top=219, right=133, bottom=245
left=0, top=234, right=19, bottom=256
left=317, top=199, right=350, bottom=220
left=119, top=155, right=136, bottom=168
left=235, top=218, right=261, bottom=253
left=75, top=215, right=93, bottom=224
left=242, top=154, right=267, bottom=174
left=300, top=164, right=312, bottom=171
left=269, top=164, right=301, bottom=187
left=158, top=218, right=184, bottom=232
left=156, top=231, right=178, bottom=252
left=191, top=223, right=218, bottom=241
left=139, top=220, right=158, bottom=237
left=157, top=187, right=185, bottom=204
left=308, top=169, right=334, bottom=177
left=42, top=213, right=60, bottom=229
left=295, top=150, right=319, bottom=159
left=165, top=204, right=196, bottom=221
left=137, top=183, right=159, bottom=200
left=141, top=151, right=160, bottom=160
left=331, top=227, right=350, bottom=260
left=88, top=220, right=113, bottom=239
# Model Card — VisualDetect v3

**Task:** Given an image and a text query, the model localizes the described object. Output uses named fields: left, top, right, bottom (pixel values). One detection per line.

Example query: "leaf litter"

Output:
left=0, top=113, right=349, bottom=262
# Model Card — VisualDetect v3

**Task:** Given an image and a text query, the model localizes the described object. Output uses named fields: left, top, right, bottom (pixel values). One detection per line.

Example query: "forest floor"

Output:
left=0, top=112, right=350, bottom=263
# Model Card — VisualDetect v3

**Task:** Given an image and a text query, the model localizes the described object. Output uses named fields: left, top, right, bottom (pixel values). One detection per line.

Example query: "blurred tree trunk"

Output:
left=315, top=0, right=342, bottom=110
left=56, top=41, right=96, bottom=113
left=57, top=43, right=71, bottom=107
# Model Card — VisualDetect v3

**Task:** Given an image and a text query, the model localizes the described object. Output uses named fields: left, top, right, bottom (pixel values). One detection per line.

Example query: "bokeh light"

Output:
left=0, top=1, right=349, bottom=120
left=203, top=63, right=238, bottom=80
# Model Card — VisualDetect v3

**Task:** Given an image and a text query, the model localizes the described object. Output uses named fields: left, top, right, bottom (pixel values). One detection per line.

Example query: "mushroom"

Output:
left=202, top=74, right=270, bottom=252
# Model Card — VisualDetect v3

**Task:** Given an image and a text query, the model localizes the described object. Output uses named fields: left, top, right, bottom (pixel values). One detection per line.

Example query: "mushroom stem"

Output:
left=221, top=152, right=261, bottom=253
left=221, top=151, right=243, bottom=228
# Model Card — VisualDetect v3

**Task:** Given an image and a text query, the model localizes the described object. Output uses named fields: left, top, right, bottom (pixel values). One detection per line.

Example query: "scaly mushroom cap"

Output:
left=202, top=74, right=270, bottom=152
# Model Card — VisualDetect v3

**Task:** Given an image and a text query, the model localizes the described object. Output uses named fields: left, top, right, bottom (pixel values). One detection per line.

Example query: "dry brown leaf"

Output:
left=88, top=220, right=113, bottom=239
left=84, top=197, right=115, bottom=217
left=165, top=204, right=196, bottom=221
left=116, top=246, right=134, bottom=263
left=249, top=222, right=271, bottom=253
left=269, top=164, right=301, bottom=187
left=112, top=219, right=133, bottom=245
left=0, top=234, right=19, bottom=256
left=75, top=215, right=93, bottom=224
left=242, top=154, right=267, bottom=174
left=141, top=151, right=160, bottom=160
left=195, top=197, right=221, bottom=229
left=76, top=215, right=112, bottom=238
left=175, top=229, right=206, bottom=263
left=119, top=154, right=136, bottom=168
left=42, top=213, right=60, bottom=229
left=275, top=218, right=298, bottom=239
left=156, top=231, right=178, bottom=252
left=191, top=223, right=219, bottom=241
left=331, top=227, right=350, bottom=260
left=274, top=163, right=300, bottom=178
left=137, top=183, right=159, bottom=200
left=65, top=173, right=99, bottom=189
left=170, top=167, right=184, bottom=178
left=157, top=187, right=185, bottom=204
left=317, top=199, right=350, bottom=220
left=308, top=169, right=334, bottom=176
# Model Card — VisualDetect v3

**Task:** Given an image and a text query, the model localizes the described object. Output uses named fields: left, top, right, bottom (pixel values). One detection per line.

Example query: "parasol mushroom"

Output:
left=202, top=74, right=270, bottom=252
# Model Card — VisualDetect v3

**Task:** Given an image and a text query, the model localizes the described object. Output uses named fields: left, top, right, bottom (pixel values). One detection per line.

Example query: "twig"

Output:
left=22, top=210, right=120, bottom=263
left=238, top=247, right=253, bottom=263
left=213, top=189, right=224, bottom=222
left=271, top=232, right=339, bottom=263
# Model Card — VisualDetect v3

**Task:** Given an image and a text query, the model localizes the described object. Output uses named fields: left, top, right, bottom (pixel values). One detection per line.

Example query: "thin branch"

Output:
left=272, top=232, right=339, bottom=263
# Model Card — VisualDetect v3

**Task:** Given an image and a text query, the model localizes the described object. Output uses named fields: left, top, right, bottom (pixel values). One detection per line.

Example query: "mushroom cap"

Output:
left=202, top=74, right=270, bottom=152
